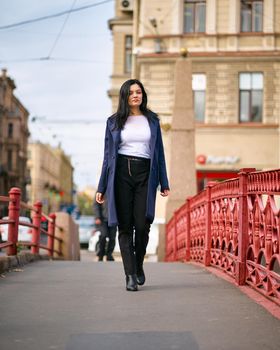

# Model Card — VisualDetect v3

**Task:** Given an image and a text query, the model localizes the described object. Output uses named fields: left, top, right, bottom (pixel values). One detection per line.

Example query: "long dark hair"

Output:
left=115, top=79, right=151, bottom=129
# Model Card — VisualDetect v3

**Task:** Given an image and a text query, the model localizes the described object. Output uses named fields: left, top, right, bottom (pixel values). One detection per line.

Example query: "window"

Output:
left=239, top=73, right=263, bottom=122
left=124, top=35, right=132, bottom=73
left=192, top=74, right=206, bottom=122
left=241, top=0, right=263, bottom=32
left=8, top=123, right=13, bottom=138
left=184, top=0, right=206, bottom=33
left=7, top=150, right=13, bottom=171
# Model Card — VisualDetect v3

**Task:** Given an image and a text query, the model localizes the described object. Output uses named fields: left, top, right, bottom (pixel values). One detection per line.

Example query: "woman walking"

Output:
left=96, top=79, right=170, bottom=291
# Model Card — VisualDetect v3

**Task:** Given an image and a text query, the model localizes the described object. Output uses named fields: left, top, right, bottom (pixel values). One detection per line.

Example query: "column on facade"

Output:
left=264, top=0, right=274, bottom=33
left=227, top=0, right=240, bottom=33
left=206, top=0, right=217, bottom=34
left=132, top=0, right=140, bottom=78
left=172, top=0, right=184, bottom=34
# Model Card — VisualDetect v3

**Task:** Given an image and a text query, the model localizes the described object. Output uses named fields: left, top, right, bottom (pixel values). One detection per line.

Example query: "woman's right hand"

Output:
left=96, top=192, right=105, bottom=204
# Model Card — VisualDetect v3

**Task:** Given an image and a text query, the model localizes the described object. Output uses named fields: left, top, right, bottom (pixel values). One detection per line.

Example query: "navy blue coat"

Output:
left=97, top=111, right=170, bottom=227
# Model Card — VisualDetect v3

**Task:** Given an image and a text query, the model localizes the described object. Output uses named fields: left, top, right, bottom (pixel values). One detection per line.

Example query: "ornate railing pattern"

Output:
left=189, top=190, right=206, bottom=263
left=210, top=178, right=240, bottom=279
left=166, top=168, right=280, bottom=305
left=166, top=216, right=176, bottom=261
left=0, top=187, right=63, bottom=257
left=246, top=170, right=280, bottom=303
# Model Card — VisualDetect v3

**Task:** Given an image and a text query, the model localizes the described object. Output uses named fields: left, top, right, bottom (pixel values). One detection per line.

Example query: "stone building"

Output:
left=27, top=143, right=74, bottom=214
left=0, top=69, right=29, bottom=202
left=108, top=0, right=280, bottom=196
left=53, top=147, right=74, bottom=207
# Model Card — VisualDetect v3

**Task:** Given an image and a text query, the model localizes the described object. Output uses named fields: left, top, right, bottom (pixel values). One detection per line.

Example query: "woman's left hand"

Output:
left=160, top=189, right=170, bottom=197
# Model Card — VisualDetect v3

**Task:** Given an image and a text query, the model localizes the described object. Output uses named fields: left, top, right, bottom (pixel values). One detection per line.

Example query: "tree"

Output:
left=77, top=191, right=94, bottom=216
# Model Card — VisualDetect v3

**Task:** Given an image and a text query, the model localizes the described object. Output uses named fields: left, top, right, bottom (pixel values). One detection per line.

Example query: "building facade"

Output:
left=27, top=143, right=74, bottom=214
left=53, top=147, right=74, bottom=207
left=0, top=69, right=29, bottom=202
left=109, top=0, right=280, bottom=198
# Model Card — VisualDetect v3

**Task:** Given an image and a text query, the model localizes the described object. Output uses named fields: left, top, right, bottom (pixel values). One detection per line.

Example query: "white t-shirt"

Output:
left=118, top=115, right=151, bottom=159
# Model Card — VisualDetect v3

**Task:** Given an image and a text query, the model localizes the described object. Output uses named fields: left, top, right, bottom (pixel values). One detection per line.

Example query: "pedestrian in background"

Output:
left=96, top=79, right=170, bottom=291
left=93, top=193, right=116, bottom=261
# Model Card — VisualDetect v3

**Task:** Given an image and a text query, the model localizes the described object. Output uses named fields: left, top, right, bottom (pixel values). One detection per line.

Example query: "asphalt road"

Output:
left=0, top=259, right=280, bottom=350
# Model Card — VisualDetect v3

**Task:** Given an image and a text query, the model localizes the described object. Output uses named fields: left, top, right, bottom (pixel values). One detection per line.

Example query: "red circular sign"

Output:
left=196, top=154, right=207, bottom=165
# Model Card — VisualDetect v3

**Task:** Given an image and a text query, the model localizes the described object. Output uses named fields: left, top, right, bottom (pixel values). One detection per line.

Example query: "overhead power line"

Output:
left=0, top=56, right=111, bottom=64
left=47, top=0, right=78, bottom=58
left=31, top=116, right=104, bottom=124
left=0, top=0, right=113, bottom=30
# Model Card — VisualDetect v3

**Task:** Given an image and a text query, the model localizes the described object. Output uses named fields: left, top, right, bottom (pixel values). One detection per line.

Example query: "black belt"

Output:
left=118, top=154, right=150, bottom=162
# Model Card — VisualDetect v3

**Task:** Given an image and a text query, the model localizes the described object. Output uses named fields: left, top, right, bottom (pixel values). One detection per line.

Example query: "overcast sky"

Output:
left=0, top=0, right=114, bottom=190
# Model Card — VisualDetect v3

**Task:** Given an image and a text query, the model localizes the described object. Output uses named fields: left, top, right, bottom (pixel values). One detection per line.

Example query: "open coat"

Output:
left=97, top=111, right=169, bottom=227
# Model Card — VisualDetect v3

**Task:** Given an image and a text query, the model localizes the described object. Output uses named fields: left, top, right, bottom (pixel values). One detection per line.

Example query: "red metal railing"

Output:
left=0, top=187, right=63, bottom=257
left=166, top=168, right=280, bottom=305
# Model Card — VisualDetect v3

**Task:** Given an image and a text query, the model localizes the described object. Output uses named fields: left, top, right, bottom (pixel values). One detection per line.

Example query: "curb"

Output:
left=0, top=251, right=51, bottom=275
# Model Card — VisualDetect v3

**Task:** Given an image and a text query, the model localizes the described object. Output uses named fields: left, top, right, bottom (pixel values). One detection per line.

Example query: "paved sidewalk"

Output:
left=0, top=260, right=279, bottom=350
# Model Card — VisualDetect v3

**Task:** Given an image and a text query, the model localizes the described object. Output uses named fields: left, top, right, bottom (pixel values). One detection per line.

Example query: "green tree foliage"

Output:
left=77, top=192, right=94, bottom=216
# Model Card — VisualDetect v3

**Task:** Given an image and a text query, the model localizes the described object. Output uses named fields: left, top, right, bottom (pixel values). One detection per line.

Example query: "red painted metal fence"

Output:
left=0, top=187, right=63, bottom=257
left=166, top=168, right=280, bottom=305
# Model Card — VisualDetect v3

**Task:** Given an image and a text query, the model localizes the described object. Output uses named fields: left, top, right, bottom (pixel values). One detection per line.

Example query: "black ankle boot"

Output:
left=126, top=274, right=138, bottom=291
left=136, top=267, right=145, bottom=286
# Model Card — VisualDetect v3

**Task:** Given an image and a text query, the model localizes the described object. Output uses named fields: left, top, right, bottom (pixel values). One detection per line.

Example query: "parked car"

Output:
left=0, top=216, right=32, bottom=242
left=75, top=215, right=95, bottom=248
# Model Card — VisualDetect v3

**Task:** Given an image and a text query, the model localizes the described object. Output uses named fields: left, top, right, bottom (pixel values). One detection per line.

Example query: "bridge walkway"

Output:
left=1, top=259, right=280, bottom=350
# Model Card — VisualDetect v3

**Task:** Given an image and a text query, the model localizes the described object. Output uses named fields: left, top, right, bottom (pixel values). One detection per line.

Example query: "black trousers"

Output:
left=115, top=154, right=151, bottom=275
left=97, top=222, right=116, bottom=258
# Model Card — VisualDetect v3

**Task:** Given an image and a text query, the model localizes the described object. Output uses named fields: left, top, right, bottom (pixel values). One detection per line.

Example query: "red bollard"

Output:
left=7, top=187, right=21, bottom=256
left=47, top=213, right=56, bottom=257
left=31, top=202, right=42, bottom=254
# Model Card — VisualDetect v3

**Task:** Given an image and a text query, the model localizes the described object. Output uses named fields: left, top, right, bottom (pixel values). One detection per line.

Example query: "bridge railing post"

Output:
left=7, top=187, right=21, bottom=256
left=47, top=213, right=56, bottom=257
left=173, top=210, right=178, bottom=261
left=204, top=182, right=215, bottom=266
left=31, top=202, right=42, bottom=254
left=236, top=168, right=256, bottom=285
left=185, top=198, right=191, bottom=261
